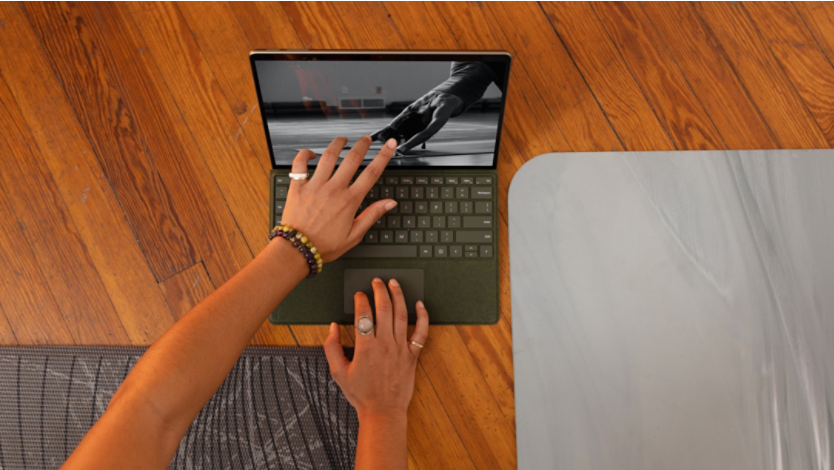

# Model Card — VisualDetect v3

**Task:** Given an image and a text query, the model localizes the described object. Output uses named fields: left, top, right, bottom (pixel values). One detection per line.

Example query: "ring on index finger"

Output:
left=356, top=315, right=374, bottom=336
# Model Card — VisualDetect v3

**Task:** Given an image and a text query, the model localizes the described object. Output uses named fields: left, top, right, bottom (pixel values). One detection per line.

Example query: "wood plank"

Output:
left=280, top=1, right=347, bottom=49
left=24, top=2, right=196, bottom=282
left=540, top=1, right=674, bottom=151
left=178, top=1, right=272, bottom=174
left=796, top=2, right=834, bottom=63
left=0, top=2, right=174, bottom=345
left=0, top=304, right=17, bottom=346
left=693, top=1, right=829, bottom=149
left=745, top=1, right=834, bottom=145
left=593, top=2, right=725, bottom=150
left=0, top=183, right=74, bottom=345
left=159, top=263, right=216, bottom=320
left=642, top=2, right=779, bottom=149
left=0, top=74, right=130, bottom=345
left=230, top=2, right=302, bottom=50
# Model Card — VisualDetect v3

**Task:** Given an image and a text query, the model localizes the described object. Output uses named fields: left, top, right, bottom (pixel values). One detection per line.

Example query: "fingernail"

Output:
left=329, top=322, right=337, bottom=333
left=417, top=300, right=424, bottom=309
left=389, top=278, right=399, bottom=287
left=373, top=277, right=383, bottom=284
left=386, top=138, right=397, bottom=149
left=384, top=200, right=397, bottom=210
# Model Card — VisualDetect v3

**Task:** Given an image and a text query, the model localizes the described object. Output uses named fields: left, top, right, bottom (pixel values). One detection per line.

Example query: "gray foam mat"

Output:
left=0, top=346, right=357, bottom=469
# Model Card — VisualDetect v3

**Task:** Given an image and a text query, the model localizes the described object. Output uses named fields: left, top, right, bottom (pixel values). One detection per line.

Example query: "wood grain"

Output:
left=540, top=1, right=674, bottom=151
left=593, top=2, right=725, bottom=150
left=795, top=2, right=834, bottom=64
left=159, top=263, right=216, bottom=320
left=745, top=1, right=834, bottom=145
left=0, top=2, right=174, bottom=345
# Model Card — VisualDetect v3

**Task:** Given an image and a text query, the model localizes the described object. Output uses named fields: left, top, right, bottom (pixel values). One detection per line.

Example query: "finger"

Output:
left=290, top=149, right=315, bottom=189
left=371, top=278, right=394, bottom=341
left=388, top=278, right=409, bottom=344
left=353, top=292, right=375, bottom=346
left=332, top=135, right=372, bottom=186
left=323, top=322, right=349, bottom=383
left=351, top=138, right=396, bottom=197
left=311, top=137, right=348, bottom=185
left=409, top=300, right=429, bottom=356
left=348, top=199, right=397, bottom=243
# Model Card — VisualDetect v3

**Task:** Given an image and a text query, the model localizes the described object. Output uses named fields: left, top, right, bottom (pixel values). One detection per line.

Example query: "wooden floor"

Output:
left=0, top=2, right=832, bottom=468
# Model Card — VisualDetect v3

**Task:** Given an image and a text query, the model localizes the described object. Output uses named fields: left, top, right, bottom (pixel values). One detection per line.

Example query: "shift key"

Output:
left=463, top=216, right=492, bottom=228
left=455, top=230, right=493, bottom=243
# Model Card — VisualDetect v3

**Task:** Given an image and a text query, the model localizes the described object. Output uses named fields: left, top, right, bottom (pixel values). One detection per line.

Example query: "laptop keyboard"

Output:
left=273, top=174, right=496, bottom=259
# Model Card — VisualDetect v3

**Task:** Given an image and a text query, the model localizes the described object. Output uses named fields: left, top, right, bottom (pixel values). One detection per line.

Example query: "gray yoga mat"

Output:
left=0, top=346, right=357, bottom=470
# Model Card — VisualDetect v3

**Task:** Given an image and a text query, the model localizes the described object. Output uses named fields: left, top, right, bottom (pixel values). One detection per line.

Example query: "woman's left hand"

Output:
left=279, top=136, right=398, bottom=261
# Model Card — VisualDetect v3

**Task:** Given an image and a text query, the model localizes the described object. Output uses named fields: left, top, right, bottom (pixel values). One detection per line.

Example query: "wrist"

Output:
left=357, top=410, right=408, bottom=427
left=264, top=236, right=310, bottom=279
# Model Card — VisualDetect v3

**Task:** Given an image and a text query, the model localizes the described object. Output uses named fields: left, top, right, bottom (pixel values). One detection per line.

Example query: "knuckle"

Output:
left=363, top=165, right=381, bottom=181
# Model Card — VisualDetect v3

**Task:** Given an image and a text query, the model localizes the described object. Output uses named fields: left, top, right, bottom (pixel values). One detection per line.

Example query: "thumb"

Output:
left=350, top=199, right=397, bottom=241
left=323, top=322, right=349, bottom=381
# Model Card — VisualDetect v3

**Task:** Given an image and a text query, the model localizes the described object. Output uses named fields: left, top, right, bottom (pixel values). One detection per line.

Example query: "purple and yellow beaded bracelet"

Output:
left=268, top=225, right=322, bottom=278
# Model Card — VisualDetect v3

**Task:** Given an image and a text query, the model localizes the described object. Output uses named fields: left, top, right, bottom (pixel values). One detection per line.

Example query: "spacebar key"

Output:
left=343, top=245, right=418, bottom=258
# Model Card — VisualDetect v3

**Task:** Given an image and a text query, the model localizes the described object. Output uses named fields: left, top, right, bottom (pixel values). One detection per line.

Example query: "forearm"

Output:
left=355, top=413, right=408, bottom=470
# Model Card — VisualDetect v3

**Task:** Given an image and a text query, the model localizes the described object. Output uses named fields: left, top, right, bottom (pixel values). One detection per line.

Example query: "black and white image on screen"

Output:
left=255, top=60, right=506, bottom=167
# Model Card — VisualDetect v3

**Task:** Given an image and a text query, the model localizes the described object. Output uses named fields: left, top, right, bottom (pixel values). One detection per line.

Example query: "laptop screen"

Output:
left=251, top=52, right=511, bottom=169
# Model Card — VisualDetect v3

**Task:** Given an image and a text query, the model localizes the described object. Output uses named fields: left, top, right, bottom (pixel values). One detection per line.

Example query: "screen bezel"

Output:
left=250, top=50, right=512, bottom=171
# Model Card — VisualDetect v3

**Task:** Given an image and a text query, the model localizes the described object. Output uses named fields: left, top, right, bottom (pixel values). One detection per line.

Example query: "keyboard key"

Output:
left=426, top=187, right=439, bottom=199
left=275, top=176, right=290, bottom=185
left=417, top=216, right=431, bottom=228
left=472, top=187, right=493, bottom=199
left=386, top=176, right=399, bottom=184
left=465, top=245, right=478, bottom=252
left=461, top=176, right=474, bottom=184
left=403, top=216, right=416, bottom=228
left=476, top=176, right=493, bottom=184
left=475, top=201, right=492, bottom=213
left=430, top=201, right=443, bottom=214
left=344, top=245, right=418, bottom=258
left=445, top=201, right=458, bottom=213
left=432, top=216, right=445, bottom=228
left=275, top=186, right=288, bottom=199
left=381, top=186, right=394, bottom=199
left=456, top=187, right=469, bottom=199
left=419, top=245, right=432, bottom=257
left=387, top=216, right=401, bottom=228
left=465, top=251, right=478, bottom=258
left=410, top=187, right=424, bottom=199
left=463, top=216, right=493, bottom=228
left=431, top=176, right=444, bottom=184
left=415, top=201, right=428, bottom=213
left=416, top=177, right=429, bottom=185
left=460, top=201, right=473, bottom=214
left=434, top=245, right=448, bottom=257
left=450, top=245, right=463, bottom=257
left=367, top=187, right=378, bottom=199
left=400, top=201, right=413, bottom=213
left=374, top=217, right=385, bottom=228
left=448, top=216, right=461, bottom=228
left=441, top=230, right=454, bottom=243
left=410, top=231, right=424, bottom=243
left=401, top=176, right=413, bottom=184
left=380, top=231, right=393, bottom=243
left=396, top=230, right=409, bottom=243
left=456, top=231, right=493, bottom=243
left=446, top=177, right=459, bottom=184
left=396, top=186, right=408, bottom=199
left=480, top=245, right=493, bottom=257
left=275, top=201, right=285, bottom=214
left=364, top=231, right=378, bottom=243
left=426, top=231, right=438, bottom=243
left=441, top=187, right=454, bottom=199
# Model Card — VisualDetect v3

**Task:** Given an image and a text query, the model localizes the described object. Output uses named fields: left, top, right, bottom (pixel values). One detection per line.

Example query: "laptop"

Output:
left=250, top=51, right=511, bottom=325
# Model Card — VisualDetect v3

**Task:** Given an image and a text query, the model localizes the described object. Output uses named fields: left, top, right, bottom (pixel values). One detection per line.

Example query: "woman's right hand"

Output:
left=323, top=278, right=429, bottom=420
left=279, top=136, right=398, bottom=262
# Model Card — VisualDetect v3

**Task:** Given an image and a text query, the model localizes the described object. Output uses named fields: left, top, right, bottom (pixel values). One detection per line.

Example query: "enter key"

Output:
left=463, top=216, right=493, bottom=229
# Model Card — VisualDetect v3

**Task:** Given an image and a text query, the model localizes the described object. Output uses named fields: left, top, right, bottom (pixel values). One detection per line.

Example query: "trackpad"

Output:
left=344, top=269, right=424, bottom=315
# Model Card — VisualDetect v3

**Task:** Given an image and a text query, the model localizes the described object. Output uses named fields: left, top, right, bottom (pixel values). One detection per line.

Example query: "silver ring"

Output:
left=355, top=315, right=374, bottom=335
left=289, top=172, right=309, bottom=180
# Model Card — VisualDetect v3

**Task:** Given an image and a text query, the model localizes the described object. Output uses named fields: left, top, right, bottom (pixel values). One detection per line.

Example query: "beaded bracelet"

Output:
left=268, top=225, right=322, bottom=278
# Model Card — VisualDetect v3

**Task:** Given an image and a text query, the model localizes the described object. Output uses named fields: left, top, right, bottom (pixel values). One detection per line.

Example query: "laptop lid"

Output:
left=250, top=51, right=511, bottom=170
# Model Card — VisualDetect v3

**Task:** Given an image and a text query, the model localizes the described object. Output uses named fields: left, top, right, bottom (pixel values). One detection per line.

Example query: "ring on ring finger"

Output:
left=356, top=315, right=374, bottom=335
